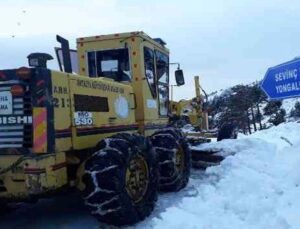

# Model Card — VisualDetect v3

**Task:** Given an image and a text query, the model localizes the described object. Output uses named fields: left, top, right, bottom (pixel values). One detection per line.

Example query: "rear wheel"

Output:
left=0, top=202, right=10, bottom=215
left=0, top=201, right=17, bottom=215
left=151, top=128, right=191, bottom=192
left=81, top=133, right=158, bottom=226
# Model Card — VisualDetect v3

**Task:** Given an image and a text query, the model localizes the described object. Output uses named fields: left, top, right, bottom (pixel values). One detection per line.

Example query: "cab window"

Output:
left=144, top=47, right=156, bottom=97
left=155, top=50, right=169, bottom=116
left=87, top=48, right=131, bottom=81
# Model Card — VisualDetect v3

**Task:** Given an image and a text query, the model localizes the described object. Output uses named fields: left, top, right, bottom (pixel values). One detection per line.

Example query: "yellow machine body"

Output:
left=0, top=31, right=172, bottom=201
left=77, top=32, right=169, bottom=135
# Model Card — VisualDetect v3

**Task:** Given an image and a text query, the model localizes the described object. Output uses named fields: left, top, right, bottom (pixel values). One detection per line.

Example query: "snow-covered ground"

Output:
left=282, top=97, right=300, bottom=116
left=1, top=122, right=300, bottom=228
left=134, top=122, right=300, bottom=229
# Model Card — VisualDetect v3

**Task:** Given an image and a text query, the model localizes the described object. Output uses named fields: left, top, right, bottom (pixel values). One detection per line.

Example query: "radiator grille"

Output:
left=0, top=82, right=32, bottom=149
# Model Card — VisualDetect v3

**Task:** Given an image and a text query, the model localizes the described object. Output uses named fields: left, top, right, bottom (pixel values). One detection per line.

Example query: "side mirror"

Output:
left=175, top=69, right=185, bottom=86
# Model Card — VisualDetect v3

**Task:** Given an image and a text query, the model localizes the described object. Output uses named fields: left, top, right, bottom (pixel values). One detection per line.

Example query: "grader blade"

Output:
left=190, top=148, right=224, bottom=170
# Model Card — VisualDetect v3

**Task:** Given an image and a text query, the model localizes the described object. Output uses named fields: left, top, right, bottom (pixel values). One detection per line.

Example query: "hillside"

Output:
left=207, top=82, right=300, bottom=134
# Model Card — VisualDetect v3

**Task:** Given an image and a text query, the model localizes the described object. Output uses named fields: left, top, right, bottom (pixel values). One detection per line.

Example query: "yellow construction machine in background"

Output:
left=170, top=75, right=209, bottom=131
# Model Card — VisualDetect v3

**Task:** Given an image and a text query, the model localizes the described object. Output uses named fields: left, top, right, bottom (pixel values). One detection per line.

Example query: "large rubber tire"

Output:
left=0, top=202, right=12, bottom=215
left=81, top=133, right=158, bottom=226
left=217, top=123, right=238, bottom=141
left=151, top=128, right=191, bottom=192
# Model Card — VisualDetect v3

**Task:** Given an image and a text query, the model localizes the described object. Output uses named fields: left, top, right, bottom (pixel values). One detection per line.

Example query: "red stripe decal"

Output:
left=56, top=128, right=72, bottom=133
left=77, top=124, right=139, bottom=132
left=24, top=168, right=46, bottom=174
left=37, top=96, right=46, bottom=105
left=36, top=80, right=45, bottom=87
left=51, top=162, right=67, bottom=171
left=34, top=132, right=47, bottom=151
left=34, top=111, right=46, bottom=128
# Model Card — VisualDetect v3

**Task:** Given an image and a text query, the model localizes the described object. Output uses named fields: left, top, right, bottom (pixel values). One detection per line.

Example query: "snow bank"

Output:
left=282, top=97, right=300, bottom=116
left=250, top=122, right=300, bottom=150
left=136, top=122, right=300, bottom=229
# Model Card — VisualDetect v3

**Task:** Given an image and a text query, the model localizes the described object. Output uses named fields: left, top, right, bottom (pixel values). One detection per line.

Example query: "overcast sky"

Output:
left=1, top=0, right=300, bottom=100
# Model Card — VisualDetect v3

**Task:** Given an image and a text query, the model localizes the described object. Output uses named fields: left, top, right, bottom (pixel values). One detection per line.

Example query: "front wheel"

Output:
left=81, top=133, right=158, bottom=226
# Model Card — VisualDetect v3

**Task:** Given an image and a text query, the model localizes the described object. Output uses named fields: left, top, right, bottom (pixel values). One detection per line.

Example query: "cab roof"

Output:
left=76, top=31, right=169, bottom=52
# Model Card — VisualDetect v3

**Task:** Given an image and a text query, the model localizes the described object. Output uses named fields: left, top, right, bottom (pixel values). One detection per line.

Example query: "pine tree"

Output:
left=207, top=81, right=279, bottom=133
left=269, top=108, right=286, bottom=126
left=250, top=82, right=267, bottom=129
left=263, top=100, right=282, bottom=116
left=290, top=101, right=300, bottom=117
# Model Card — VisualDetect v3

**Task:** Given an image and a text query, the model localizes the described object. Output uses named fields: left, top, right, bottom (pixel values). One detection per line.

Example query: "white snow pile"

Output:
left=137, top=122, right=300, bottom=229
left=282, top=97, right=300, bottom=116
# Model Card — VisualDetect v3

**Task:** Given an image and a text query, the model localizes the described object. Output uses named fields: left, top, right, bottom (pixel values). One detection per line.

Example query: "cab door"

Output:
left=154, top=50, right=169, bottom=117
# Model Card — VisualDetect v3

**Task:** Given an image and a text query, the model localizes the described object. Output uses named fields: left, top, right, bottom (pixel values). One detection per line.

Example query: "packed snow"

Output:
left=135, top=122, right=300, bottom=229
left=1, top=122, right=300, bottom=228
left=282, top=97, right=300, bottom=116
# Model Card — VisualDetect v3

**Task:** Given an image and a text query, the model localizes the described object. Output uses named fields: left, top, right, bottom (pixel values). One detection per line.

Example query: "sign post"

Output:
left=261, top=58, right=300, bottom=100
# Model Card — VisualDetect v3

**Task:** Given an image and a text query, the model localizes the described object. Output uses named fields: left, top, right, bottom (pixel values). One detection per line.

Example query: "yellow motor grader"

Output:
left=0, top=31, right=191, bottom=226
left=169, top=76, right=238, bottom=169
left=169, top=75, right=219, bottom=144
left=170, top=75, right=209, bottom=130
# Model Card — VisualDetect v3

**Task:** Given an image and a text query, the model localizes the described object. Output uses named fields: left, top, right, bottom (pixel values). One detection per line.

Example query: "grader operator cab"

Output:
left=0, top=31, right=190, bottom=226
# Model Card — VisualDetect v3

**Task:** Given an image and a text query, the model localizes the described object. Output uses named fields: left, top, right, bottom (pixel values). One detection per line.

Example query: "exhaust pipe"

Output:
left=56, top=35, right=72, bottom=73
